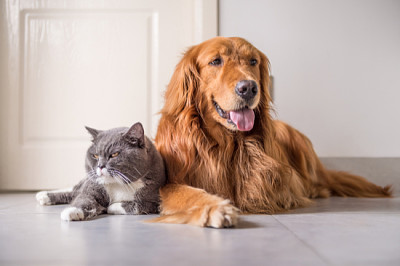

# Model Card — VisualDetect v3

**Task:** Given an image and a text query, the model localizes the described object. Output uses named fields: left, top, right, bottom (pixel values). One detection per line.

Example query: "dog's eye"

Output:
left=209, top=58, right=222, bottom=66
left=250, top=59, right=258, bottom=66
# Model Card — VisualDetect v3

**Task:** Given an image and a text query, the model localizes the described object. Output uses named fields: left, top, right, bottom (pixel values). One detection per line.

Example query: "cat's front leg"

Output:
left=61, top=205, right=106, bottom=221
left=107, top=203, right=128, bottom=215
left=107, top=201, right=158, bottom=215
left=36, top=188, right=74, bottom=205
left=60, top=207, right=85, bottom=221
left=61, top=197, right=107, bottom=221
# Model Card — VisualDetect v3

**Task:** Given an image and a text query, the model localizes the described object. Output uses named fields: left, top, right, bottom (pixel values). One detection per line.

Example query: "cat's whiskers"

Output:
left=132, top=166, right=142, bottom=176
left=108, top=170, right=135, bottom=196
left=109, top=168, right=135, bottom=184
left=122, top=179, right=138, bottom=195
left=140, top=171, right=150, bottom=180
left=114, top=173, right=137, bottom=196
left=86, top=170, right=98, bottom=181
left=113, top=169, right=149, bottom=195
left=119, top=175, right=130, bottom=184
left=113, top=172, right=138, bottom=194
left=118, top=169, right=133, bottom=180
left=102, top=170, right=128, bottom=203
left=104, top=168, right=145, bottom=197
left=116, top=174, right=134, bottom=195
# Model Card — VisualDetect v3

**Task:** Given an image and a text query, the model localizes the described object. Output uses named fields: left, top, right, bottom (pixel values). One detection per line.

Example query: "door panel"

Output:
left=0, top=0, right=217, bottom=190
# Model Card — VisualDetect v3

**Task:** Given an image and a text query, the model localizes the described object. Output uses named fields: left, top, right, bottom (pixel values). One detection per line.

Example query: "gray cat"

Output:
left=36, top=122, right=166, bottom=221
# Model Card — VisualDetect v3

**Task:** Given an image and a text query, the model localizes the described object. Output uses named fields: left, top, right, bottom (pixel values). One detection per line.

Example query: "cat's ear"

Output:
left=123, top=122, right=145, bottom=148
left=85, top=126, right=101, bottom=141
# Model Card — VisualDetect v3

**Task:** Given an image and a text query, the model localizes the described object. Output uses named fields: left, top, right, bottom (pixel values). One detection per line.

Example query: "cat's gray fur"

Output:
left=36, top=122, right=166, bottom=221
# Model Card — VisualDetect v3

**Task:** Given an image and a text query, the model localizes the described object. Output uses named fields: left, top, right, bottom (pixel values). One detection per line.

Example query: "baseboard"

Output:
left=320, top=157, right=400, bottom=194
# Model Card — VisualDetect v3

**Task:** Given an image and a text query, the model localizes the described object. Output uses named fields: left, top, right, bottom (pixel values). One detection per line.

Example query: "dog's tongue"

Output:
left=229, top=109, right=255, bottom=131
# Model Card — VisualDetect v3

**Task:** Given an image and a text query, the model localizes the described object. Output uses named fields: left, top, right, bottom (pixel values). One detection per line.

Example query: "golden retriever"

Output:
left=152, top=37, right=391, bottom=228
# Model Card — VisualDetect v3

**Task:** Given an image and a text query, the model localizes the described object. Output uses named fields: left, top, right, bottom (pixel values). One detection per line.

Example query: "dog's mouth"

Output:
left=213, top=101, right=255, bottom=131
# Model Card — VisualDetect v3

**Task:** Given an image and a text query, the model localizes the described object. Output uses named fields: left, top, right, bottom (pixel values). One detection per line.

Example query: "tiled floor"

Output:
left=1, top=192, right=399, bottom=266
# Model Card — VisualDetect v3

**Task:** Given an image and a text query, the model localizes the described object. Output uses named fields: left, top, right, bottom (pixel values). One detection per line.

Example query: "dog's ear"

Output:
left=162, top=46, right=200, bottom=116
left=258, top=50, right=272, bottom=104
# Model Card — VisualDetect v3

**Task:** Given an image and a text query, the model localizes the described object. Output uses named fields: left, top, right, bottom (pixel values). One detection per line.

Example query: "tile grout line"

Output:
left=272, top=215, right=334, bottom=266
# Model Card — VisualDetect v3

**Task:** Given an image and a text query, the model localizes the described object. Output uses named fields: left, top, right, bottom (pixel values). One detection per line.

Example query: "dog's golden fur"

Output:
left=153, top=37, right=391, bottom=227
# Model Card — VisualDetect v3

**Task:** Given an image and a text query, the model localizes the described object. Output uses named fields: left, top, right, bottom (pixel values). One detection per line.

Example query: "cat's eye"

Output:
left=93, top=154, right=99, bottom=160
left=111, top=152, right=119, bottom=158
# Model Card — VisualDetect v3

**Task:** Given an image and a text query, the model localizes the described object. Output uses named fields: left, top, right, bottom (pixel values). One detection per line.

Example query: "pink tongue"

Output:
left=229, top=109, right=255, bottom=131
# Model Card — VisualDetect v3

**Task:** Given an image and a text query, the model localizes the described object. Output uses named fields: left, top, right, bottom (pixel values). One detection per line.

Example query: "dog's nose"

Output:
left=235, top=80, right=258, bottom=100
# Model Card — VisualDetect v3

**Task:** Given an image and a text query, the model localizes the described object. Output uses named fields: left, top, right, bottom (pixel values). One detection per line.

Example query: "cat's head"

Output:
left=84, top=122, right=150, bottom=185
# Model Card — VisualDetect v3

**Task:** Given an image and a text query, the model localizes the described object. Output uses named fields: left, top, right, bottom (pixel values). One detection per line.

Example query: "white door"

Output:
left=0, top=0, right=217, bottom=190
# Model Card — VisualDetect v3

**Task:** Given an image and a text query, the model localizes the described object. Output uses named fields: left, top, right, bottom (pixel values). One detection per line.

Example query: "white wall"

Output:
left=220, top=0, right=400, bottom=157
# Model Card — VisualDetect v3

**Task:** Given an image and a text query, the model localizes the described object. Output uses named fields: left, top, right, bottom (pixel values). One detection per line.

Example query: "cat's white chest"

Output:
left=104, top=180, right=145, bottom=204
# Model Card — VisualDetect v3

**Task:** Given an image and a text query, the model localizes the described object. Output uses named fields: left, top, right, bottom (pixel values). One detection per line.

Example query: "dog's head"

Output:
left=163, top=37, right=271, bottom=132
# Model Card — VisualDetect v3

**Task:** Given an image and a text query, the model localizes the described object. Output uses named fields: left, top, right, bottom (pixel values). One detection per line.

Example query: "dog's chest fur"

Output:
left=104, top=180, right=145, bottom=204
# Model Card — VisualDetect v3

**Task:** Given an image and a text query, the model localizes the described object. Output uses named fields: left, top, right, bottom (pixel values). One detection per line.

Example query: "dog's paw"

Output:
left=206, top=200, right=240, bottom=228
left=107, top=203, right=127, bottom=215
left=36, top=191, right=51, bottom=205
left=61, top=207, right=84, bottom=221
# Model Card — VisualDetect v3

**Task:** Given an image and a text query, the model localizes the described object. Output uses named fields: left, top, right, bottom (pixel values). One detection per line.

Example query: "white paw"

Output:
left=107, top=203, right=127, bottom=215
left=207, top=200, right=240, bottom=228
left=61, top=207, right=85, bottom=221
left=36, top=191, right=51, bottom=205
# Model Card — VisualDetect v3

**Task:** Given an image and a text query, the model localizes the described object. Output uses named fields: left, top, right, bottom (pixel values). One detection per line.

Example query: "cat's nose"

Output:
left=96, top=165, right=108, bottom=177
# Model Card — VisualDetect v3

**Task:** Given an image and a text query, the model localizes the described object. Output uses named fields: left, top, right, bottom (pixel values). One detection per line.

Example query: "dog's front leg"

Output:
left=149, top=184, right=239, bottom=228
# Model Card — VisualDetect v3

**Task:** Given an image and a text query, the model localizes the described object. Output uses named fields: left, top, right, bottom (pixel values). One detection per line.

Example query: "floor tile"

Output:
left=0, top=193, right=34, bottom=209
left=0, top=194, right=326, bottom=266
left=274, top=211, right=400, bottom=266
left=1, top=193, right=399, bottom=266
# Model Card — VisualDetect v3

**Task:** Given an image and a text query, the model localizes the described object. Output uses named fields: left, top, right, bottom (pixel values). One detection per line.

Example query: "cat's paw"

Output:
left=61, top=207, right=85, bottom=221
left=107, top=203, right=127, bottom=215
left=206, top=200, right=240, bottom=228
left=36, top=191, right=51, bottom=205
